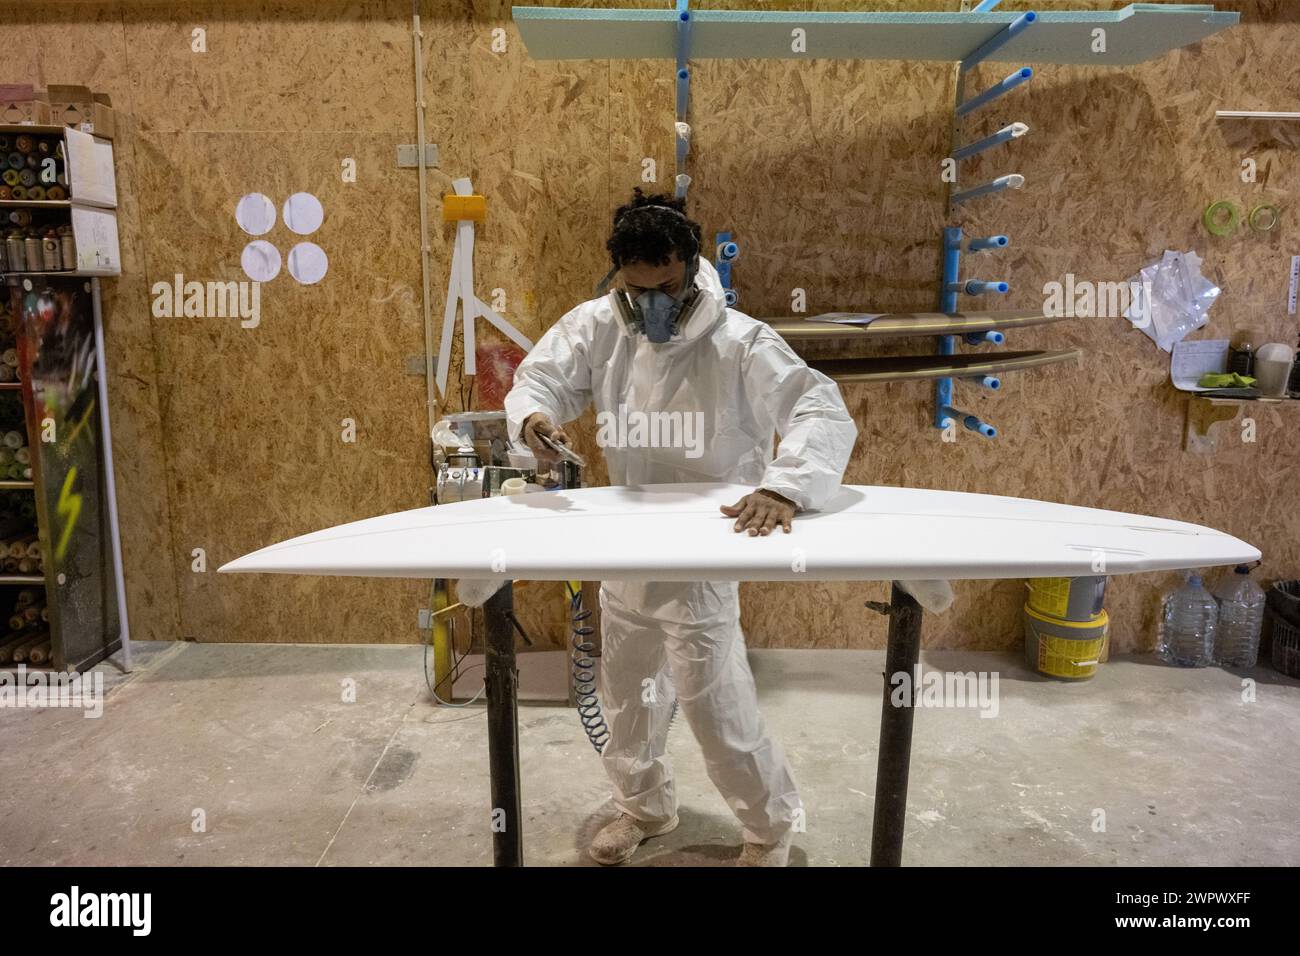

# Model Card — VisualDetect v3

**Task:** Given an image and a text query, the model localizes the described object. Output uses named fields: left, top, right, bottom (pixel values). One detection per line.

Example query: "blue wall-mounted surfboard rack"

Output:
left=935, top=6, right=1037, bottom=440
left=511, top=3, right=1240, bottom=438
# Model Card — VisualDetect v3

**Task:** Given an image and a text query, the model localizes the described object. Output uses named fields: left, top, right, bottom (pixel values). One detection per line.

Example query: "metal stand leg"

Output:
left=483, top=584, right=522, bottom=867
left=869, top=583, right=923, bottom=867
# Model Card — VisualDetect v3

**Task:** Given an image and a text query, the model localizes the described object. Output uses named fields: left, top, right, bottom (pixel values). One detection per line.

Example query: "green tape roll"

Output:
left=1248, top=203, right=1279, bottom=232
left=1203, top=200, right=1239, bottom=236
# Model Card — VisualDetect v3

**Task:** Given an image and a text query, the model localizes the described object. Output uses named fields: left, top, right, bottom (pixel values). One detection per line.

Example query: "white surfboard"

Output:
left=219, top=483, right=1258, bottom=583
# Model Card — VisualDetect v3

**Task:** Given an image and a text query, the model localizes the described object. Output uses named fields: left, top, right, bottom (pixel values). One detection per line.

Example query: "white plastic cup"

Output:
left=1255, top=342, right=1294, bottom=397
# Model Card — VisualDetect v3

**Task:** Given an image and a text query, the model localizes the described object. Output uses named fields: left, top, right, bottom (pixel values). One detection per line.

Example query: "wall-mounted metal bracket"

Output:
left=397, top=143, right=441, bottom=168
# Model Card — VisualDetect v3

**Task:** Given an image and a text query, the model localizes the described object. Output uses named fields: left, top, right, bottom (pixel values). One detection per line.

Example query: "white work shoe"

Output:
left=589, top=812, right=679, bottom=866
left=736, top=831, right=793, bottom=867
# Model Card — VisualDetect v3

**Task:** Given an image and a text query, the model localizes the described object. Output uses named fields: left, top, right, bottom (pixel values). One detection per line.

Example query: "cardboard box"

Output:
left=0, top=84, right=52, bottom=126
left=45, top=85, right=115, bottom=140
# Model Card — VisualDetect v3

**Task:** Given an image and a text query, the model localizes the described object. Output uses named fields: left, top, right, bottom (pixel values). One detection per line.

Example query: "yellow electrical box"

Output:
left=443, top=194, right=487, bottom=222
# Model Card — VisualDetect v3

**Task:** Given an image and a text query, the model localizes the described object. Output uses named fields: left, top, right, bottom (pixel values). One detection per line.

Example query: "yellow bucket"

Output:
left=1023, top=604, right=1108, bottom=681
left=1026, top=575, right=1106, bottom=622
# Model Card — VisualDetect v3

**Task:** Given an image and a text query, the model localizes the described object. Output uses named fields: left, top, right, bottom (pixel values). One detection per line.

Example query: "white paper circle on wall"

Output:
left=288, top=242, right=328, bottom=285
left=235, top=193, right=277, bottom=236
left=283, top=192, right=324, bottom=235
left=241, top=240, right=282, bottom=282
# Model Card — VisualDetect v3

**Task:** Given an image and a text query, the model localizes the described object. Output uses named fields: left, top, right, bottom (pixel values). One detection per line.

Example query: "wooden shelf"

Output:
left=1, top=271, right=92, bottom=278
left=0, top=200, right=70, bottom=209
left=0, top=481, right=34, bottom=490
left=1183, top=394, right=1300, bottom=453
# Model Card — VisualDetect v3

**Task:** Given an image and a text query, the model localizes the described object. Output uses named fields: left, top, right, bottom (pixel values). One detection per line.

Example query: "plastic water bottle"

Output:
left=1157, top=574, right=1218, bottom=667
left=1211, top=565, right=1265, bottom=667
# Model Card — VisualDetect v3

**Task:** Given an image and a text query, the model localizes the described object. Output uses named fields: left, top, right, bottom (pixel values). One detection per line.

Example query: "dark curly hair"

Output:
left=606, top=187, right=702, bottom=270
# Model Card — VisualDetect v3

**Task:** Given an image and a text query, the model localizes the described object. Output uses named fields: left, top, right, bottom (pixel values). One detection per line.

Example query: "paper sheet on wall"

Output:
left=70, top=205, right=121, bottom=274
left=1170, top=338, right=1229, bottom=391
left=64, top=127, right=118, bottom=208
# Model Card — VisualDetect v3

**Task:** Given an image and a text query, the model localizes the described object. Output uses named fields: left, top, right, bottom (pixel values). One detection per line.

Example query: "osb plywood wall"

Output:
left=1, top=0, right=1293, bottom=654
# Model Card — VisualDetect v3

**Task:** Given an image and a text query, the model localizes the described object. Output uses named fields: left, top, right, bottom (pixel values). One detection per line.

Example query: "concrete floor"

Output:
left=2, top=641, right=1297, bottom=866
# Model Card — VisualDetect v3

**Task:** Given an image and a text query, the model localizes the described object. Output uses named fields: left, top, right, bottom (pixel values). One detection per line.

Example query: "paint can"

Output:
left=1023, top=604, right=1108, bottom=680
left=1026, top=575, right=1106, bottom=622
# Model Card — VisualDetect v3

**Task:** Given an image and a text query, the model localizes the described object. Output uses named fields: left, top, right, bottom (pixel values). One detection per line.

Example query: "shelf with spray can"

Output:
left=1, top=124, right=121, bottom=277
left=0, top=119, right=128, bottom=673
left=0, top=334, right=48, bottom=668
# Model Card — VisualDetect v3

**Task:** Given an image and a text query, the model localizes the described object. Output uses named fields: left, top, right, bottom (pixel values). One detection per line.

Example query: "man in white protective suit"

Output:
left=504, top=189, right=858, bottom=866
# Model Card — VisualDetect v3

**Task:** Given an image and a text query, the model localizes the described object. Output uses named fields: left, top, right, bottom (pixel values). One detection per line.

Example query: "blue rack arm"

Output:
left=714, top=231, right=739, bottom=306
left=951, top=173, right=1024, bottom=205
left=952, top=122, right=1029, bottom=161
left=959, top=10, right=1036, bottom=74
left=950, top=279, right=1008, bottom=295
left=940, top=406, right=998, bottom=439
left=957, top=67, right=1033, bottom=117
left=966, top=234, right=1009, bottom=252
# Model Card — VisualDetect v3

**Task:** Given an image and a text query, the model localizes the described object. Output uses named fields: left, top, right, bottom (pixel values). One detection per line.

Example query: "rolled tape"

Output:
left=1203, top=199, right=1239, bottom=236
left=1248, top=203, right=1279, bottom=232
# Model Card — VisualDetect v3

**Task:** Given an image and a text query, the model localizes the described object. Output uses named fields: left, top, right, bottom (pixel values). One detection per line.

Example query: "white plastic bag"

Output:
left=1124, top=250, right=1220, bottom=352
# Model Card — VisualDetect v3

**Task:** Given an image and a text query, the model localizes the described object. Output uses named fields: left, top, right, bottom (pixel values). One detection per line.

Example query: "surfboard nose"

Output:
left=219, top=550, right=269, bottom=573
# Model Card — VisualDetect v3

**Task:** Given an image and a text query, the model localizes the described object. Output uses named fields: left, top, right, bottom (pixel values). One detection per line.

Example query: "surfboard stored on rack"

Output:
left=219, top=482, right=1258, bottom=583
left=766, top=310, right=1071, bottom=343
left=809, top=349, right=1079, bottom=385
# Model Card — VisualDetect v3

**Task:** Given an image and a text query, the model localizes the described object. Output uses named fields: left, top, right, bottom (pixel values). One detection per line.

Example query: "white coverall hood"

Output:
left=504, top=254, right=857, bottom=846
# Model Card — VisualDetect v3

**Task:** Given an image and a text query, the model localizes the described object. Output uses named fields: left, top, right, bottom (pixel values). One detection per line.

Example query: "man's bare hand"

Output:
left=522, top=412, right=572, bottom=467
left=720, top=489, right=796, bottom=536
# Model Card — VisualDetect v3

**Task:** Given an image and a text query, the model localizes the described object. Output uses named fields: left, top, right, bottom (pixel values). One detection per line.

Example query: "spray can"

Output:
left=24, top=236, right=41, bottom=272
left=5, top=233, right=24, bottom=272
left=60, top=231, right=75, bottom=271
left=41, top=231, right=61, bottom=271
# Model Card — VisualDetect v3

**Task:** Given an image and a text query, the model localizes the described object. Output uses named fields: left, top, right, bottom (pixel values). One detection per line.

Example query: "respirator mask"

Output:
left=611, top=257, right=704, bottom=343
left=599, top=203, right=706, bottom=343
